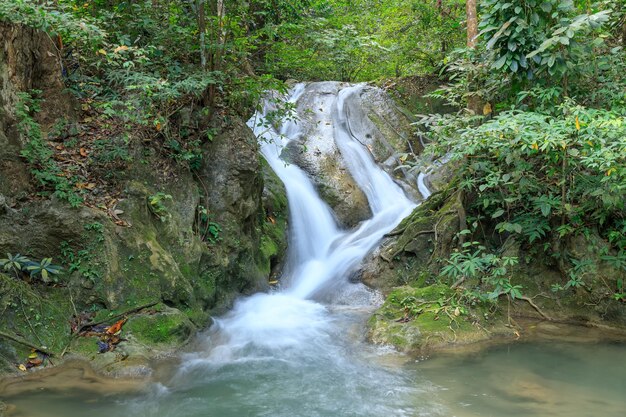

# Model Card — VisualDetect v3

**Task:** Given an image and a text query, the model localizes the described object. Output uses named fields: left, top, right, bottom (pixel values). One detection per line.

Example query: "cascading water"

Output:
left=151, top=82, right=425, bottom=416
left=1, top=83, right=438, bottom=417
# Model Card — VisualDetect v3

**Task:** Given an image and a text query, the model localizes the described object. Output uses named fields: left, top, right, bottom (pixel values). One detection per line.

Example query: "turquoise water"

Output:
left=2, top=327, right=625, bottom=417
left=414, top=341, right=626, bottom=417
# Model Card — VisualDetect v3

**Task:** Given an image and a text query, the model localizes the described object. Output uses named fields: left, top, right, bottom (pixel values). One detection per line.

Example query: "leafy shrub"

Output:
left=419, top=100, right=625, bottom=253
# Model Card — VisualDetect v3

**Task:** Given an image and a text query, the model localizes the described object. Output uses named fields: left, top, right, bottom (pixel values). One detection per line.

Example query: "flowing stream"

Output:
left=2, top=83, right=625, bottom=417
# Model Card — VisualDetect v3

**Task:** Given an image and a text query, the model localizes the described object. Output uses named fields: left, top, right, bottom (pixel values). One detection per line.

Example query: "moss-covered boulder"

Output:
left=367, top=284, right=515, bottom=354
left=361, top=187, right=463, bottom=293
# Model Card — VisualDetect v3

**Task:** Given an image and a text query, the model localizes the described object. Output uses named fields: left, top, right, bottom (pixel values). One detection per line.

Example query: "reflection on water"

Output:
left=2, top=339, right=625, bottom=417
left=415, top=341, right=626, bottom=417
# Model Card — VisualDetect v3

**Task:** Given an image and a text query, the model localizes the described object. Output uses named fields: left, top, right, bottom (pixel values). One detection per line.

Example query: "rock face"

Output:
left=0, top=22, right=75, bottom=198
left=0, top=23, right=288, bottom=376
left=280, top=82, right=418, bottom=228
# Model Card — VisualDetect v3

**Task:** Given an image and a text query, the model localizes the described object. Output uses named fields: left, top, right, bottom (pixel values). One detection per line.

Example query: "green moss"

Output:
left=368, top=284, right=477, bottom=353
left=92, top=302, right=165, bottom=324
left=126, top=310, right=193, bottom=345
left=68, top=335, right=100, bottom=358
left=0, top=274, right=73, bottom=355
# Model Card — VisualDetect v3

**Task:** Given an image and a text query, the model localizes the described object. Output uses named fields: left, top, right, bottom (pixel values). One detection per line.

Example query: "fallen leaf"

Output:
left=18, top=364, right=27, bottom=372
left=106, top=318, right=127, bottom=335
left=113, top=45, right=129, bottom=53
left=28, top=358, right=43, bottom=366
left=79, top=148, right=88, bottom=157
left=97, top=340, right=110, bottom=353
left=483, top=102, right=492, bottom=115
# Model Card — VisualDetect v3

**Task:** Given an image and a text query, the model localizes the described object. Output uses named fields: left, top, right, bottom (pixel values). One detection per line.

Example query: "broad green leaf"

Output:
left=492, top=209, right=505, bottom=218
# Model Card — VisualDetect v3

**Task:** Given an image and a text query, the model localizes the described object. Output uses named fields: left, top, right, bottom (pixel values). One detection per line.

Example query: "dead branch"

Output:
left=78, top=301, right=158, bottom=333
left=0, top=330, right=54, bottom=356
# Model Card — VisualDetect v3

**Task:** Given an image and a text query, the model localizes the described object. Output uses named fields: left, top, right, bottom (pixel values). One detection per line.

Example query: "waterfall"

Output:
left=254, top=83, right=415, bottom=300
left=165, top=83, right=424, bottom=417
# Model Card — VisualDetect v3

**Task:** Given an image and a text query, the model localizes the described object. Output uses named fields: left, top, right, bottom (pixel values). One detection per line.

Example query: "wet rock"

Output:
left=279, top=82, right=419, bottom=227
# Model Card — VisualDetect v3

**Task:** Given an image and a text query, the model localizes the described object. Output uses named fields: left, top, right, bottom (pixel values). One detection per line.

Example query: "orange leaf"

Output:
left=106, top=318, right=127, bottom=335
left=80, top=148, right=88, bottom=157
left=28, top=358, right=43, bottom=366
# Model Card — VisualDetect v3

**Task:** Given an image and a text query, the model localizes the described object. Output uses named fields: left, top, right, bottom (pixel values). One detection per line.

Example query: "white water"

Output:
left=161, top=82, right=421, bottom=416
left=1, top=82, right=428, bottom=417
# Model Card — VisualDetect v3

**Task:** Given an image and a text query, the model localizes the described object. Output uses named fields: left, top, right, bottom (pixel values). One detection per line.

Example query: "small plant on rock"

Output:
left=0, top=253, right=31, bottom=279
left=148, top=192, right=173, bottom=222
left=26, top=258, right=63, bottom=283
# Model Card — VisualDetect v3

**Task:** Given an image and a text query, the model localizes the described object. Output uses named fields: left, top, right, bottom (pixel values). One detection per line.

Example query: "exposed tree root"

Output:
left=517, top=296, right=553, bottom=321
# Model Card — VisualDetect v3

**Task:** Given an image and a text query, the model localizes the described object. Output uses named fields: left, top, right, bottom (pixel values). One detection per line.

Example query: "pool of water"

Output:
left=414, top=340, right=626, bottom=417
left=2, top=318, right=625, bottom=417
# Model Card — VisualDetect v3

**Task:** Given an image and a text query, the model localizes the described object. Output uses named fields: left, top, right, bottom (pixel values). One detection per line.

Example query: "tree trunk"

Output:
left=466, top=0, right=482, bottom=114
left=197, top=0, right=206, bottom=70
left=466, top=0, right=478, bottom=48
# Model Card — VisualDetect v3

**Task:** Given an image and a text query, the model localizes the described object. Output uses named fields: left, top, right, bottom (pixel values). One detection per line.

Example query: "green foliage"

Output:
left=480, top=0, right=609, bottom=81
left=419, top=100, right=625, bottom=251
left=0, top=253, right=31, bottom=280
left=16, top=91, right=84, bottom=207
left=148, top=192, right=173, bottom=222
left=195, top=205, right=222, bottom=244
left=261, top=0, right=465, bottom=81
left=84, top=222, right=105, bottom=243
left=440, top=241, right=522, bottom=301
left=25, top=258, right=63, bottom=283
left=60, top=240, right=100, bottom=284
left=0, top=253, right=62, bottom=283
left=0, top=0, right=106, bottom=48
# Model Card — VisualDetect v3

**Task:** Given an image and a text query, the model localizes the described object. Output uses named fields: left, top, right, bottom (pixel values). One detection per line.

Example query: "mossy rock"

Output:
left=125, top=308, right=194, bottom=346
left=0, top=274, right=73, bottom=368
left=367, top=284, right=510, bottom=354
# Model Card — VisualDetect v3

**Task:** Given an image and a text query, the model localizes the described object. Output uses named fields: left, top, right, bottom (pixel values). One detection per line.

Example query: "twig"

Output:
left=19, top=299, right=46, bottom=349
left=0, top=330, right=54, bottom=356
left=383, top=226, right=407, bottom=238
left=68, top=285, right=79, bottom=318
left=450, top=277, right=465, bottom=289
left=78, top=301, right=158, bottom=332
